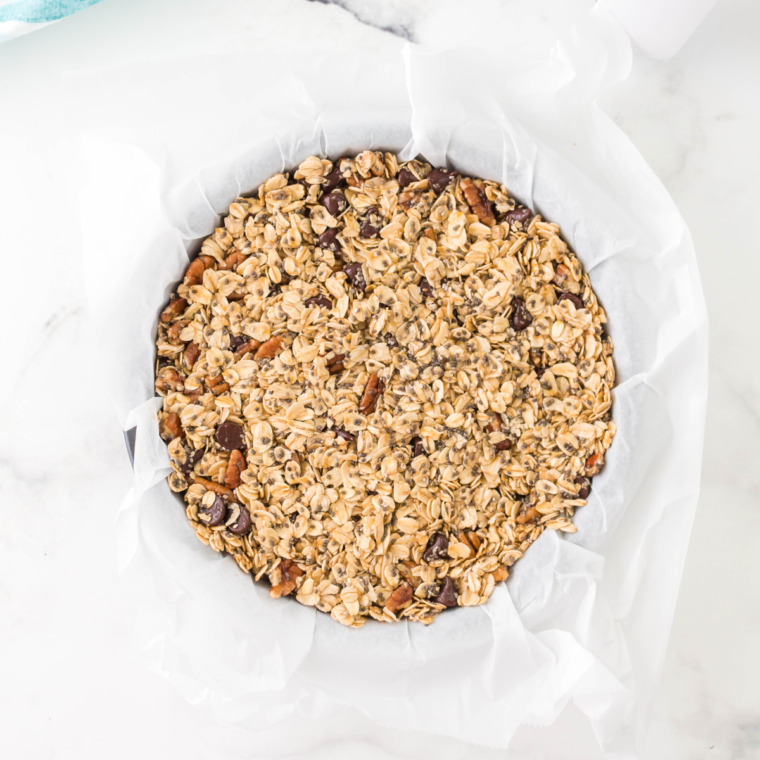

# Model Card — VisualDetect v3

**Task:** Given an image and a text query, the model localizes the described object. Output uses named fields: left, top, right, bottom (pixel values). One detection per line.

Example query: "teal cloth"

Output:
left=0, top=0, right=102, bottom=24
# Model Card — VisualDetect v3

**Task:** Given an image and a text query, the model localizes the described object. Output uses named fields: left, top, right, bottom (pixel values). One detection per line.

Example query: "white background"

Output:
left=0, top=1, right=758, bottom=758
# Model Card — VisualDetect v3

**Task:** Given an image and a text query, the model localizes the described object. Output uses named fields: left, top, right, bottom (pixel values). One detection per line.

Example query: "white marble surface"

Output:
left=0, top=0, right=758, bottom=758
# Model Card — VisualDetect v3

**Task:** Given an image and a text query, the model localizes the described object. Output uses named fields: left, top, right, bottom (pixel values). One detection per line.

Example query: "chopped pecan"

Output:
left=210, top=382, right=230, bottom=395
left=516, top=507, right=540, bottom=524
left=385, top=581, right=414, bottom=614
left=183, top=342, right=200, bottom=369
left=193, top=476, right=233, bottom=499
left=233, top=339, right=260, bottom=360
left=184, top=258, right=206, bottom=287
left=160, top=297, right=187, bottom=323
left=585, top=453, right=604, bottom=476
left=220, top=250, right=246, bottom=271
left=460, top=177, right=495, bottom=227
left=254, top=335, right=285, bottom=361
left=484, top=413, right=502, bottom=434
left=224, top=450, right=246, bottom=490
left=490, top=566, right=509, bottom=583
left=553, top=264, right=573, bottom=289
left=398, top=560, right=422, bottom=588
left=326, top=353, right=346, bottom=376
left=155, top=367, right=184, bottom=394
left=359, top=373, right=384, bottom=414
left=167, top=319, right=189, bottom=343
left=227, top=290, right=246, bottom=301
left=270, top=559, right=304, bottom=598
left=159, top=413, right=183, bottom=441
left=206, top=374, right=225, bottom=388
left=494, top=438, right=513, bottom=452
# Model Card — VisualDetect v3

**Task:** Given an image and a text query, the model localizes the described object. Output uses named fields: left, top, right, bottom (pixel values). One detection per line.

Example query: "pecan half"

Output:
left=160, top=297, right=187, bottom=323
left=270, top=559, right=304, bottom=598
left=385, top=582, right=414, bottom=614
left=359, top=373, right=384, bottom=414
left=254, top=335, right=285, bottom=361
left=159, top=412, right=183, bottom=441
left=460, top=178, right=495, bottom=227
left=193, top=476, right=233, bottom=499
left=224, top=450, right=245, bottom=490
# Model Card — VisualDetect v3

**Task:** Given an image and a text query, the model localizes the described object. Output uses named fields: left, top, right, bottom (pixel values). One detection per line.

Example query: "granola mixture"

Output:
left=155, top=151, right=616, bottom=627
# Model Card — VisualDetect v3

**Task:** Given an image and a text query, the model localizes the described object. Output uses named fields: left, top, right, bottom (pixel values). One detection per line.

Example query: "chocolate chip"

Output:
left=304, top=295, right=332, bottom=309
left=558, top=292, right=584, bottom=310
left=360, top=223, right=378, bottom=239
left=180, top=447, right=204, bottom=475
left=321, top=191, right=347, bottom=217
left=510, top=297, right=533, bottom=332
left=198, top=495, right=226, bottom=527
left=495, top=439, right=512, bottom=451
left=343, top=262, right=366, bottom=292
left=216, top=421, right=245, bottom=451
left=574, top=475, right=591, bottom=500
left=433, top=576, right=458, bottom=607
left=427, top=168, right=457, bottom=194
left=503, top=206, right=533, bottom=226
left=301, top=205, right=311, bottom=218
left=397, top=169, right=416, bottom=188
left=227, top=504, right=252, bottom=535
left=423, top=532, right=449, bottom=563
left=410, top=436, right=424, bottom=458
left=228, top=334, right=246, bottom=351
left=419, top=278, right=433, bottom=298
left=317, top=228, right=340, bottom=252
left=334, top=429, right=355, bottom=442
left=322, top=168, right=345, bottom=194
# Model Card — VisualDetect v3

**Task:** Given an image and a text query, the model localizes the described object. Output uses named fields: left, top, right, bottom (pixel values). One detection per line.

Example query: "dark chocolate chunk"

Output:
left=344, top=262, right=367, bottom=292
left=198, top=495, right=226, bottom=527
left=410, top=436, right=424, bottom=458
left=227, top=504, right=252, bottom=535
left=433, top=576, right=458, bottom=607
left=216, top=421, right=245, bottom=451
left=322, top=168, right=345, bottom=194
left=228, top=334, right=246, bottom=351
left=360, top=223, right=378, bottom=239
left=321, top=191, right=347, bottom=217
left=423, top=532, right=449, bottom=563
left=558, top=292, right=584, bottom=310
left=397, top=169, right=416, bottom=189
left=495, top=439, right=513, bottom=452
left=574, top=475, right=591, bottom=500
left=304, top=295, right=333, bottom=309
left=510, top=297, right=533, bottom=332
left=427, top=168, right=457, bottom=194
left=180, top=447, right=204, bottom=475
left=419, top=278, right=433, bottom=297
left=334, top=429, right=355, bottom=442
left=317, top=228, right=340, bottom=252
left=503, top=206, right=533, bottom=226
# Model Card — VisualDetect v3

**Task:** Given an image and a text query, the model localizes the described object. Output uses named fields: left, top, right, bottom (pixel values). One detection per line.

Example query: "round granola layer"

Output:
left=155, top=151, right=616, bottom=627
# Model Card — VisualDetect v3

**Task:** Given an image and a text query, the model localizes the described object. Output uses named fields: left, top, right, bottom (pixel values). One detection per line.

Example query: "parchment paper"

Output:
left=72, top=3, right=707, bottom=755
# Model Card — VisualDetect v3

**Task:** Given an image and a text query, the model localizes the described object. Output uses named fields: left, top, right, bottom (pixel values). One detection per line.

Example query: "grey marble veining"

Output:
left=0, top=0, right=758, bottom=757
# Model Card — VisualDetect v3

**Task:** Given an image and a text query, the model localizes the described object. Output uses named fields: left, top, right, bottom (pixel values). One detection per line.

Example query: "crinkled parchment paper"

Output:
left=71, top=2, right=707, bottom=755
